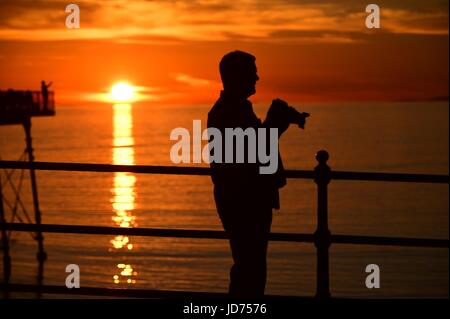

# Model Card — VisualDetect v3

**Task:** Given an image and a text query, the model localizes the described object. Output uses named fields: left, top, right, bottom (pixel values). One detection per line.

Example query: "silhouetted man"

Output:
left=208, top=51, right=307, bottom=297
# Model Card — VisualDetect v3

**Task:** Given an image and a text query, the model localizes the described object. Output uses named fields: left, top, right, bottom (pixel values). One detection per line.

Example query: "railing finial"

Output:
left=315, top=150, right=329, bottom=165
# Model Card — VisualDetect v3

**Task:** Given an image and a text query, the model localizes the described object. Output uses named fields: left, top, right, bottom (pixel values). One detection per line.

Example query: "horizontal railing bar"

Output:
left=332, top=234, right=449, bottom=248
left=0, top=161, right=312, bottom=179
left=0, top=223, right=314, bottom=243
left=331, top=171, right=449, bottom=184
left=0, top=160, right=448, bottom=183
left=0, top=160, right=211, bottom=176
left=0, top=283, right=309, bottom=299
left=1, top=223, right=448, bottom=248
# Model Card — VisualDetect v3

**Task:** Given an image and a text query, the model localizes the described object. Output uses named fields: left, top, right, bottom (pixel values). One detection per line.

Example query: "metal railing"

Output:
left=0, top=150, right=448, bottom=299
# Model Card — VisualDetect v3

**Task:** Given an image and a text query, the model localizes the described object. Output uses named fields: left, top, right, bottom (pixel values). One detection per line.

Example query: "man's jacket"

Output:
left=207, top=90, right=287, bottom=209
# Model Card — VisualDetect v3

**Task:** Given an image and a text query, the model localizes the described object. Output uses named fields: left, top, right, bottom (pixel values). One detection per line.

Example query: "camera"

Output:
left=267, top=98, right=310, bottom=129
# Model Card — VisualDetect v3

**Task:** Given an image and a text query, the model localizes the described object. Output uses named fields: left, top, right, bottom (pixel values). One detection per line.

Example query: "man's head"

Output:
left=219, top=50, right=259, bottom=98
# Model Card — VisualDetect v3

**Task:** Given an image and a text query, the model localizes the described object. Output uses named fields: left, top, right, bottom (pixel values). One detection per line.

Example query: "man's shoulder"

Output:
left=208, top=99, right=222, bottom=116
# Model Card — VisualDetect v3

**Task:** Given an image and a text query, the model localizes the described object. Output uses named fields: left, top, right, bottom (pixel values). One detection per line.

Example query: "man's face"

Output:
left=243, top=62, right=259, bottom=97
left=228, top=61, right=259, bottom=98
left=223, top=59, right=260, bottom=98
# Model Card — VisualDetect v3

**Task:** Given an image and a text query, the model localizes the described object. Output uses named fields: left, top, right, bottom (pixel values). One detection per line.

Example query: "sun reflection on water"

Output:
left=111, top=103, right=138, bottom=285
left=113, top=264, right=138, bottom=285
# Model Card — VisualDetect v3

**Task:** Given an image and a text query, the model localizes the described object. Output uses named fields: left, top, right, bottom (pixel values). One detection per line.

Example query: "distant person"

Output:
left=207, top=51, right=309, bottom=297
left=41, top=80, right=52, bottom=110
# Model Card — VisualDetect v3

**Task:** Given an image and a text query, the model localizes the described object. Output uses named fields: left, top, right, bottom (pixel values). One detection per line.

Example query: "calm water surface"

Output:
left=0, top=101, right=448, bottom=297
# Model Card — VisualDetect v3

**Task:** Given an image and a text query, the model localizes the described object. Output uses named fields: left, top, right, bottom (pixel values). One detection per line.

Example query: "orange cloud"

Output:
left=0, top=0, right=447, bottom=42
left=173, top=73, right=217, bottom=87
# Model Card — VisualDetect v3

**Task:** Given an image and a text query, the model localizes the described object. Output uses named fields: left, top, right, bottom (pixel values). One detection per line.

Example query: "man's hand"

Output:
left=265, top=99, right=290, bottom=135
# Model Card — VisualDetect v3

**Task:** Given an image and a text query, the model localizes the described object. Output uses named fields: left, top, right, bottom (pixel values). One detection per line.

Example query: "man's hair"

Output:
left=219, top=50, right=256, bottom=86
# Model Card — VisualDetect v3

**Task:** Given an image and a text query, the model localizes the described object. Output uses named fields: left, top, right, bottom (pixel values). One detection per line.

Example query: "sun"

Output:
left=111, top=82, right=135, bottom=102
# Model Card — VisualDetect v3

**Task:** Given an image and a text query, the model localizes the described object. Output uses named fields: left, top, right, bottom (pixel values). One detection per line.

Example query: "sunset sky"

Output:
left=0, top=0, right=448, bottom=105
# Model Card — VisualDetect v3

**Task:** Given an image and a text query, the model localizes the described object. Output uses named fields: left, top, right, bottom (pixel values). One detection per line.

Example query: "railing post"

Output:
left=314, top=150, right=331, bottom=299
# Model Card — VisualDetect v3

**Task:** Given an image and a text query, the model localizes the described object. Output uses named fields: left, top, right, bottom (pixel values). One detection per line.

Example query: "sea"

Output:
left=0, top=101, right=448, bottom=298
